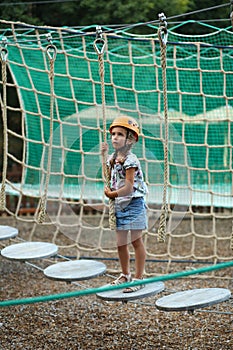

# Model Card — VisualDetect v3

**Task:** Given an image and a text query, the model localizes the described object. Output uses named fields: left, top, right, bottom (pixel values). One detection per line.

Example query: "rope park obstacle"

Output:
left=0, top=6, right=233, bottom=310
left=0, top=225, right=232, bottom=309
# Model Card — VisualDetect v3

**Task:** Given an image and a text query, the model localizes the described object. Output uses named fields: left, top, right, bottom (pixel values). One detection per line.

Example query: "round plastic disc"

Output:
left=155, top=288, right=231, bottom=312
left=44, top=259, right=106, bottom=281
left=0, top=226, right=18, bottom=241
left=1, top=242, right=58, bottom=260
left=96, top=281, right=165, bottom=302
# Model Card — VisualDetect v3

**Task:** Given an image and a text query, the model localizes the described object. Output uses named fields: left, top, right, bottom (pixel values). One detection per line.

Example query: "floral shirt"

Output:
left=107, top=151, right=148, bottom=205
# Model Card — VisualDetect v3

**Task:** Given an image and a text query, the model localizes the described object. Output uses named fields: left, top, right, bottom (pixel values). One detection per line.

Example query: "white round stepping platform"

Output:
left=0, top=226, right=18, bottom=241
left=44, top=259, right=106, bottom=281
left=155, top=288, right=231, bottom=312
left=1, top=242, right=58, bottom=261
left=96, top=281, right=165, bottom=302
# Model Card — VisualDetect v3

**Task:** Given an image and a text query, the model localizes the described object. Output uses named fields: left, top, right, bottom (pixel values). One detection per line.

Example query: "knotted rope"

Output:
left=0, top=38, right=8, bottom=211
left=157, top=14, right=169, bottom=243
left=37, top=36, right=57, bottom=223
left=93, top=27, right=116, bottom=230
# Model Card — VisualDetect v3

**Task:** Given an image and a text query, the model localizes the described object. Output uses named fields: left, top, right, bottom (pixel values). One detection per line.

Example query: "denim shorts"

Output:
left=115, top=197, right=147, bottom=231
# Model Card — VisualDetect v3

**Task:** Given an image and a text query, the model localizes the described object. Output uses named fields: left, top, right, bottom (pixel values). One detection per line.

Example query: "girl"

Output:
left=101, top=116, right=148, bottom=293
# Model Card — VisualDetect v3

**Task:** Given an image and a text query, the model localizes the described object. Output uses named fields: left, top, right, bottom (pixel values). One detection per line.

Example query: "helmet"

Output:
left=109, top=116, right=139, bottom=142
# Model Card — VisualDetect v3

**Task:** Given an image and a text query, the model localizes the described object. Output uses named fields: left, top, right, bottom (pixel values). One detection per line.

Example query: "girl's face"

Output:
left=111, top=126, right=127, bottom=150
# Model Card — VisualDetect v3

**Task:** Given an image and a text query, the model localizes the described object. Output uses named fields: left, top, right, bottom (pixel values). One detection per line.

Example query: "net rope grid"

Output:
left=0, top=5, right=233, bottom=310
left=0, top=4, right=232, bottom=280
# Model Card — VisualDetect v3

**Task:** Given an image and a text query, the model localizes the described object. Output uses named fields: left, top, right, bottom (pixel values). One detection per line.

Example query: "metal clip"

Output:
left=93, top=26, right=106, bottom=55
left=0, top=37, right=8, bottom=62
left=45, top=33, right=57, bottom=61
left=158, top=13, right=168, bottom=46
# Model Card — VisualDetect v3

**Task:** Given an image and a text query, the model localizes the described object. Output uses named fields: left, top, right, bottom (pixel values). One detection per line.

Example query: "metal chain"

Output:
left=0, top=38, right=8, bottom=211
left=93, top=27, right=116, bottom=230
left=157, top=14, right=169, bottom=243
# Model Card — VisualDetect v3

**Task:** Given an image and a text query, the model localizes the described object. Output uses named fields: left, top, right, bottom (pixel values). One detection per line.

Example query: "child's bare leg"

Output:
left=131, top=230, right=146, bottom=279
left=116, top=230, right=130, bottom=276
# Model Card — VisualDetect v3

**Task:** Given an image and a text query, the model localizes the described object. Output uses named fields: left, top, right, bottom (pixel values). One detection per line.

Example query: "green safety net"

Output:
left=1, top=21, right=233, bottom=206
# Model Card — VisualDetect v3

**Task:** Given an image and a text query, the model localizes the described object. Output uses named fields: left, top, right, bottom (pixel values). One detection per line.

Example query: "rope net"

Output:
left=0, top=20, right=232, bottom=276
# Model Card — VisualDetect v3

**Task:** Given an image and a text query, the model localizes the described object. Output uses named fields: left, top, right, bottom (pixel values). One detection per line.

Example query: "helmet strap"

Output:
left=110, top=129, right=136, bottom=166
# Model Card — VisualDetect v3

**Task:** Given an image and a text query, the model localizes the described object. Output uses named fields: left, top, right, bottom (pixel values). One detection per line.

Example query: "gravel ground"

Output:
left=0, top=218, right=233, bottom=350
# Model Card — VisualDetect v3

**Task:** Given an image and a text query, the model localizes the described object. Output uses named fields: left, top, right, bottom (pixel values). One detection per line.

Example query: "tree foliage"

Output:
left=0, top=0, right=231, bottom=32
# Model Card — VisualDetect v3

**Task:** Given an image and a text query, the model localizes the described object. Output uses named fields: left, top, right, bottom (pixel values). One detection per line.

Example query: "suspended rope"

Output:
left=37, top=35, right=57, bottom=223
left=93, top=26, right=116, bottom=230
left=0, top=37, right=8, bottom=211
left=157, top=13, right=169, bottom=243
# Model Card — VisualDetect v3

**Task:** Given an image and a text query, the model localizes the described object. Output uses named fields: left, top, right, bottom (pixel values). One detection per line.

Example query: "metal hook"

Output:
left=45, top=34, right=57, bottom=61
left=158, top=13, right=168, bottom=46
left=0, top=37, right=8, bottom=62
left=46, top=33, right=53, bottom=44
left=93, top=26, right=106, bottom=55
left=159, top=13, right=167, bottom=27
left=96, top=25, right=102, bottom=39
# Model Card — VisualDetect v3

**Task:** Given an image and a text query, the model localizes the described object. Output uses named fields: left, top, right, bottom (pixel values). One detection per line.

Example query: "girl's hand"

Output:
left=104, top=186, right=118, bottom=199
left=101, top=142, right=109, bottom=156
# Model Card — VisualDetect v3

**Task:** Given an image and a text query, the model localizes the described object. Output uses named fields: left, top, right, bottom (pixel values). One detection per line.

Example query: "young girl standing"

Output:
left=101, top=116, right=148, bottom=293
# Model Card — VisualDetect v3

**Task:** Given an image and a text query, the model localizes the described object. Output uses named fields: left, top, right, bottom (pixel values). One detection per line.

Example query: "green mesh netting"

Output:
left=2, top=21, right=233, bottom=206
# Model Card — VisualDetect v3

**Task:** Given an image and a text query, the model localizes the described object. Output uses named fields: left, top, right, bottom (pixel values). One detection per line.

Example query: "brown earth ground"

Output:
left=0, top=217, right=232, bottom=350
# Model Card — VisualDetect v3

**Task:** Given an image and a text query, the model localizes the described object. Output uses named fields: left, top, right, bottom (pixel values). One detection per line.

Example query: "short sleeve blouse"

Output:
left=107, top=151, right=148, bottom=201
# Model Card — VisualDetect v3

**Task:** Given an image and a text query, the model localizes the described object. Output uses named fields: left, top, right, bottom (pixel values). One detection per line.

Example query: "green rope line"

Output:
left=1, top=260, right=232, bottom=308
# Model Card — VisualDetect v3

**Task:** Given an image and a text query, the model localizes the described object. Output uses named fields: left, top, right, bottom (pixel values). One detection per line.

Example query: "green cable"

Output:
left=1, top=260, right=232, bottom=307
